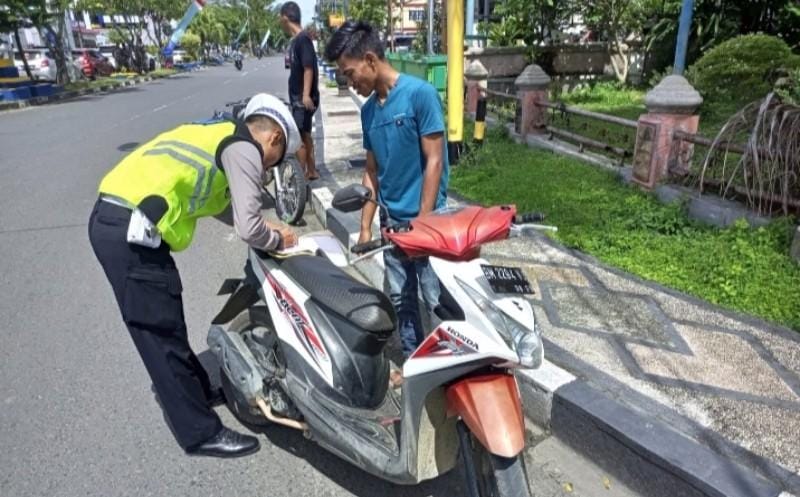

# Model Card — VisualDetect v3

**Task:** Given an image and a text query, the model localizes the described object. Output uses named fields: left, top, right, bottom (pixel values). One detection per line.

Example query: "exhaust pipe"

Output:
left=207, top=325, right=309, bottom=433
left=207, top=325, right=266, bottom=401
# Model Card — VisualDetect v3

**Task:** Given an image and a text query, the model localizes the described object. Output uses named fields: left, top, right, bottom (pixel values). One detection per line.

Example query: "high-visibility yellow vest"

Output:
left=98, top=121, right=237, bottom=251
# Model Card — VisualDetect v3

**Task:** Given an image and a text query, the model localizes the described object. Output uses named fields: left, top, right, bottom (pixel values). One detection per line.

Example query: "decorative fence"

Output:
left=474, top=72, right=800, bottom=217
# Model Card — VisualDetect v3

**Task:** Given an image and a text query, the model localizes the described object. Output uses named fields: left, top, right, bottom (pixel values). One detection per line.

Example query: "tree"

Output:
left=641, top=0, right=800, bottom=77
left=412, top=1, right=442, bottom=53
left=480, top=0, right=578, bottom=47
left=191, top=6, right=227, bottom=58
left=0, top=0, right=35, bottom=80
left=141, top=0, right=185, bottom=54
left=582, top=0, right=648, bottom=83
left=77, top=0, right=184, bottom=72
left=180, top=31, right=201, bottom=60
left=1, top=0, right=75, bottom=84
left=349, top=0, right=387, bottom=30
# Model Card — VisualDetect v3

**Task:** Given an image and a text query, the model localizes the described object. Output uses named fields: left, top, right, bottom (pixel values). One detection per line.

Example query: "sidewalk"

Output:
left=311, top=84, right=800, bottom=497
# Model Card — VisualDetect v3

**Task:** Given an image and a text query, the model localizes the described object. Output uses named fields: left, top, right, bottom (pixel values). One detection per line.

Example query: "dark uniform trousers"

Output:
left=88, top=199, right=223, bottom=450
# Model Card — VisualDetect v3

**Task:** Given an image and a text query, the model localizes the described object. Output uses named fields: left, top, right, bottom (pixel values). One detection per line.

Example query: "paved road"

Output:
left=0, top=57, right=459, bottom=497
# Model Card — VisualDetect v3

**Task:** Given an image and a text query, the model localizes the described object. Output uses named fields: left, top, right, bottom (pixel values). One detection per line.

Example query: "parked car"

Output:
left=72, top=49, right=114, bottom=79
left=97, top=45, right=118, bottom=70
left=390, top=35, right=415, bottom=53
left=13, top=49, right=57, bottom=81
left=171, top=50, right=187, bottom=64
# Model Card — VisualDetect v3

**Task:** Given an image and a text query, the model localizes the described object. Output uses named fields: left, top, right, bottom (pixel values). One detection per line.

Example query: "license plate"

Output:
left=481, top=264, right=534, bottom=295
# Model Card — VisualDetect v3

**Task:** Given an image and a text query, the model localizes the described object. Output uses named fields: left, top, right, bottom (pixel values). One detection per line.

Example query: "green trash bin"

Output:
left=386, top=52, right=407, bottom=74
left=405, top=54, right=448, bottom=99
left=387, top=52, right=448, bottom=100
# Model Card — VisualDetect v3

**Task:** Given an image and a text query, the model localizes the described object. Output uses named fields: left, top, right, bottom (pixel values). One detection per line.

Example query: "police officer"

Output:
left=88, top=94, right=301, bottom=458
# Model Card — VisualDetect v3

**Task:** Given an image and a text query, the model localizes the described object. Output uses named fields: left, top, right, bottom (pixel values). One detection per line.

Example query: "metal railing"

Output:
left=482, top=88, right=637, bottom=165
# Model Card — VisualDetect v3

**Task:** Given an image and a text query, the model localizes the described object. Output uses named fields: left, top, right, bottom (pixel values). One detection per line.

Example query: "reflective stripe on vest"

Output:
left=142, top=141, right=218, bottom=214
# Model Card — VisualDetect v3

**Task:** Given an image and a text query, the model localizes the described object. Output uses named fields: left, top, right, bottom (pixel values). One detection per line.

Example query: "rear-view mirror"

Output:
left=332, top=184, right=372, bottom=212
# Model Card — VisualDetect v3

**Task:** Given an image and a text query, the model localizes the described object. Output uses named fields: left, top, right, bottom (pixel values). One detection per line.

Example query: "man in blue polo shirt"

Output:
left=325, top=21, right=449, bottom=365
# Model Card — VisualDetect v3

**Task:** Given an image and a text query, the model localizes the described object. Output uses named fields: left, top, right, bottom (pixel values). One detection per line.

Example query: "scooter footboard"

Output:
left=445, top=373, right=526, bottom=458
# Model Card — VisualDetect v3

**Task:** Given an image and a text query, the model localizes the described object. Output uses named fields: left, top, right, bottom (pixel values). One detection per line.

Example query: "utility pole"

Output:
left=246, top=0, right=251, bottom=52
left=672, top=0, right=694, bottom=75
left=387, top=0, right=393, bottom=52
left=427, top=0, right=433, bottom=54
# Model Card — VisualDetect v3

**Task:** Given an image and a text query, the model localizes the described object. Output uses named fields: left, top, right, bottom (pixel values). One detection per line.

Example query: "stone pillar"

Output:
left=791, top=225, right=800, bottom=264
left=515, top=64, right=550, bottom=136
left=632, top=75, right=703, bottom=189
left=465, top=60, right=488, bottom=115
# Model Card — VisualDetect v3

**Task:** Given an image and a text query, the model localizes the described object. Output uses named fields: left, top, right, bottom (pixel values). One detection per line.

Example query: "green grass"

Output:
left=556, top=81, right=732, bottom=140
left=149, top=68, right=177, bottom=78
left=453, top=124, right=800, bottom=331
left=63, top=69, right=176, bottom=92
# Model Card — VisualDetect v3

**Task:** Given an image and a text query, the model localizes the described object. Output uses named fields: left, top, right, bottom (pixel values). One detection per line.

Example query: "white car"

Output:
left=13, top=49, right=57, bottom=81
left=171, top=50, right=187, bottom=63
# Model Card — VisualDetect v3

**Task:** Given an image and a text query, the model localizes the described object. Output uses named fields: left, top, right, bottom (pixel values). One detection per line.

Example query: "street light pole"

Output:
left=427, top=0, right=433, bottom=54
left=672, top=0, right=694, bottom=75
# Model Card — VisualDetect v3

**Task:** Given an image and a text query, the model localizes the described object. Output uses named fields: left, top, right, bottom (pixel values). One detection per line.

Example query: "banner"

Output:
left=233, top=19, right=249, bottom=45
left=163, top=0, right=205, bottom=57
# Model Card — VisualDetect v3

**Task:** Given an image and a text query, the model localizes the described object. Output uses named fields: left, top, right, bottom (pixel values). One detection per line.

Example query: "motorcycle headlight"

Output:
left=456, top=278, right=543, bottom=369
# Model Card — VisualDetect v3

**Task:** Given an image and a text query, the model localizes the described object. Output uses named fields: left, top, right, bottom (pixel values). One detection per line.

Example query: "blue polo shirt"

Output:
left=361, top=74, right=449, bottom=223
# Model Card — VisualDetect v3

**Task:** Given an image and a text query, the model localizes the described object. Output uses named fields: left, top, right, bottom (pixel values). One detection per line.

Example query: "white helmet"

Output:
left=241, top=93, right=301, bottom=155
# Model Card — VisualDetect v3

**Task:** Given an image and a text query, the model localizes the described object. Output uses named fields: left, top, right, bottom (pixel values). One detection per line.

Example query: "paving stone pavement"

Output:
left=313, top=83, right=800, bottom=495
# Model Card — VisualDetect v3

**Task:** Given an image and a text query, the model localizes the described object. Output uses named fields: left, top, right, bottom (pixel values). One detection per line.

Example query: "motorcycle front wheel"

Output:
left=273, top=157, right=307, bottom=225
left=458, top=421, right=532, bottom=497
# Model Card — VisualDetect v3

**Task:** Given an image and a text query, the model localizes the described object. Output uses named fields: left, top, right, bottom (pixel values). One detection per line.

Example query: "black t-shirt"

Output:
left=288, top=31, right=319, bottom=107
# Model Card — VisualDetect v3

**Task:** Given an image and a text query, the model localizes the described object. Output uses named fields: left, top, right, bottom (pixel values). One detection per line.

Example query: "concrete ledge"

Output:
left=552, top=381, right=781, bottom=497
left=0, top=72, right=187, bottom=112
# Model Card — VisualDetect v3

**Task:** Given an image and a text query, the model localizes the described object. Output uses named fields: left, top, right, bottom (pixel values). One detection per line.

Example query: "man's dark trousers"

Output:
left=88, top=199, right=222, bottom=450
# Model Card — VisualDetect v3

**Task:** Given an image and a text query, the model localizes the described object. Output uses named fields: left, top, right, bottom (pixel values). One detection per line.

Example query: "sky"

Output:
left=296, top=0, right=315, bottom=26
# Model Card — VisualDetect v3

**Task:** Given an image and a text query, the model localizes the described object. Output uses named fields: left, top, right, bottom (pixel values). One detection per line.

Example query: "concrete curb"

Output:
left=307, top=183, right=783, bottom=497
left=0, top=66, right=204, bottom=112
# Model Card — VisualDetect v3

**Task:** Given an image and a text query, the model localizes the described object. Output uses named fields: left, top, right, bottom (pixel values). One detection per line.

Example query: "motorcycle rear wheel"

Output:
left=274, top=157, right=307, bottom=225
left=458, top=421, right=532, bottom=497
left=219, top=307, right=276, bottom=427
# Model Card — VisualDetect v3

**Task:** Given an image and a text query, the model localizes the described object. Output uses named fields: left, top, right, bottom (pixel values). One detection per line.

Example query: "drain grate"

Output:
left=348, top=158, right=367, bottom=168
left=327, top=110, right=359, bottom=117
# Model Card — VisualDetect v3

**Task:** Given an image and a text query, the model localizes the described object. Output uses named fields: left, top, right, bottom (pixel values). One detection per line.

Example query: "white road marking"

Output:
left=152, top=104, right=168, bottom=112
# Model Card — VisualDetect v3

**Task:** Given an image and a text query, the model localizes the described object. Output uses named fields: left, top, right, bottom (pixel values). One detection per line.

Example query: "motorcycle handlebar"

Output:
left=351, top=239, right=385, bottom=255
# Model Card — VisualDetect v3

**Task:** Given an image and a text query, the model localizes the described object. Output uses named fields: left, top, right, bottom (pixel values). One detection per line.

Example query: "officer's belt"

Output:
left=99, top=193, right=136, bottom=211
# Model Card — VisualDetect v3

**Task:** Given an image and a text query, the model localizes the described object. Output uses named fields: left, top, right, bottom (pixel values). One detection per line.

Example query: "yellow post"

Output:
left=446, top=0, right=464, bottom=163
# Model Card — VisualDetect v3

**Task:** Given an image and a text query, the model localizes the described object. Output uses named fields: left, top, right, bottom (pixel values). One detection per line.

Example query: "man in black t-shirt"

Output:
left=280, top=1, right=320, bottom=180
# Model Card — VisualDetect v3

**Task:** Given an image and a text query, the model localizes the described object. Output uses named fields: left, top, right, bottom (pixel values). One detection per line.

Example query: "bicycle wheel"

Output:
left=273, top=156, right=307, bottom=225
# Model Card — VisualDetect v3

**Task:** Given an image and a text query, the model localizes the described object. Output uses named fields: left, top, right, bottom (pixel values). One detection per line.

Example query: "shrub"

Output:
left=776, top=68, right=800, bottom=105
left=180, top=32, right=202, bottom=62
left=687, top=34, right=800, bottom=108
